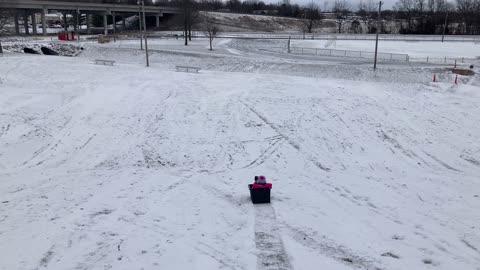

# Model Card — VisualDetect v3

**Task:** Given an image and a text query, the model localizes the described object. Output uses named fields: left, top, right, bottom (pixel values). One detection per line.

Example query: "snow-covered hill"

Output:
left=199, top=11, right=334, bottom=32
left=0, top=39, right=479, bottom=270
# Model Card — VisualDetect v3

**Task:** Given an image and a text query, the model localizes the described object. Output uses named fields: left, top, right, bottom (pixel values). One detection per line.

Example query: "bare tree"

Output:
left=359, top=0, right=376, bottom=12
left=435, top=0, right=451, bottom=11
left=414, top=0, right=427, bottom=32
left=202, top=19, right=220, bottom=50
left=395, top=0, right=415, bottom=32
left=333, top=0, right=351, bottom=33
left=0, top=8, right=13, bottom=54
left=357, top=0, right=376, bottom=33
left=187, top=9, right=201, bottom=41
left=427, top=0, right=436, bottom=11
left=183, top=0, right=190, bottom=45
left=456, top=0, right=477, bottom=34
left=172, top=0, right=194, bottom=45
left=301, top=1, right=323, bottom=34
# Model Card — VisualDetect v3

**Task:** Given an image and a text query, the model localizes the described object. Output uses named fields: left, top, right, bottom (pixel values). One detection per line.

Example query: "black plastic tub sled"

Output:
left=248, top=184, right=271, bottom=204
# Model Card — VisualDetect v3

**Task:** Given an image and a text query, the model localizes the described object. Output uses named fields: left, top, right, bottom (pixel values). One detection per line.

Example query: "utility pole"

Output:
left=76, top=9, right=80, bottom=42
left=138, top=4, right=143, bottom=50
left=373, top=1, right=382, bottom=70
left=75, top=9, right=79, bottom=33
left=184, top=0, right=188, bottom=46
left=140, top=0, right=149, bottom=67
left=441, top=12, right=448, bottom=42
left=113, top=8, right=116, bottom=42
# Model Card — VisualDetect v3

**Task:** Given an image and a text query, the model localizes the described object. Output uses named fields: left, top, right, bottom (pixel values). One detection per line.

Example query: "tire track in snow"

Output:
left=22, top=142, right=52, bottom=165
left=284, top=226, right=379, bottom=270
left=196, top=242, right=247, bottom=270
left=34, top=246, right=55, bottom=270
left=378, top=130, right=431, bottom=167
left=254, top=204, right=292, bottom=270
left=21, top=116, right=73, bottom=167
left=423, top=151, right=462, bottom=172
left=0, top=124, right=10, bottom=137
left=78, top=134, right=96, bottom=150
left=241, top=101, right=330, bottom=172
left=242, top=137, right=284, bottom=169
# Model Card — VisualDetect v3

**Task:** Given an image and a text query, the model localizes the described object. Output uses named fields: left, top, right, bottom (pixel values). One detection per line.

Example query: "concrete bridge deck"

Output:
left=0, top=0, right=182, bottom=35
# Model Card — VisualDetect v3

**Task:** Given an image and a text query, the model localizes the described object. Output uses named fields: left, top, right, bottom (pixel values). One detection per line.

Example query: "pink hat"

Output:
left=259, top=175, right=266, bottom=181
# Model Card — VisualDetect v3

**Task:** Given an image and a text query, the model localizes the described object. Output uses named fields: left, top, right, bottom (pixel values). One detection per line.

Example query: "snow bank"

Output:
left=2, top=43, right=83, bottom=57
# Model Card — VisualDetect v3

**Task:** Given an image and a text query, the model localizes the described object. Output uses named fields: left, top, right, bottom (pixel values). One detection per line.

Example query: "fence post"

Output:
left=330, top=50, right=332, bottom=56
left=315, top=48, right=318, bottom=55
left=444, top=57, right=446, bottom=63
left=390, top=53, right=393, bottom=60
left=462, top=57, right=464, bottom=63
left=344, top=50, right=347, bottom=56
left=287, top=36, right=291, bottom=53
left=427, top=56, right=429, bottom=62
left=301, top=48, right=303, bottom=54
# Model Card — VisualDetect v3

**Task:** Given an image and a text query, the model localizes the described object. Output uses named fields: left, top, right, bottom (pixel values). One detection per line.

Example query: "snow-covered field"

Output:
left=293, top=39, right=480, bottom=59
left=1, top=38, right=480, bottom=270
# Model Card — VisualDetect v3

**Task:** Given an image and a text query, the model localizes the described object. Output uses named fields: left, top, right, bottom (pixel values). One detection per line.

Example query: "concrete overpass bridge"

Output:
left=0, top=0, right=182, bottom=35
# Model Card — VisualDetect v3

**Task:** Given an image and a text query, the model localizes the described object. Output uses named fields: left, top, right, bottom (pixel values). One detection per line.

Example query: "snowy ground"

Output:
left=1, top=38, right=480, bottom=270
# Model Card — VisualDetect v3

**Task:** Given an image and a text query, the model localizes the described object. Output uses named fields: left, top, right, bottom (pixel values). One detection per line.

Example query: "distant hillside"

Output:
left=161, top=11, right=411, bottom=34
left=199, top=12, right=335, bottom=33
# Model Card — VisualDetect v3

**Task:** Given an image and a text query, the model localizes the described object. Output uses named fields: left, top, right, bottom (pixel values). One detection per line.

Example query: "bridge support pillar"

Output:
left=23, top=10, right=30, bottom=35
left=14, top=12, right=20, bottom=35
left=41, top=8, right=47, bottom=35
left=113, top=11, right=116, bottom=39
left=86, top=14, right=91, bottom=35
left=31, top=13, right=37, bottom=35
left=103, top=13, right=108, bottom=35
left=73, top=12, right=78, bottom=32
left=63, top=12, right=68, bottom=31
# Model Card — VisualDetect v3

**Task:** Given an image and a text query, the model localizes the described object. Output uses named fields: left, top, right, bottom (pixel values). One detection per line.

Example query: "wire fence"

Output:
left=289, top=47, right=409, bottom=61
left=289, top=34, right=480, bottom=42
left=288, top=46, right=476, bottom=64
left=407, top=56, right=475, bottom=64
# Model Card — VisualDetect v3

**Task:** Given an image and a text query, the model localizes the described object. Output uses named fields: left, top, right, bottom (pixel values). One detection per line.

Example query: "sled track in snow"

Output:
left=242, top=101, right=330, bottom=172
left=254, top=204, right=292, bottom=270
left=285, top=226, right=378, bottom=269
left=242, top=137, right=284, bottom=169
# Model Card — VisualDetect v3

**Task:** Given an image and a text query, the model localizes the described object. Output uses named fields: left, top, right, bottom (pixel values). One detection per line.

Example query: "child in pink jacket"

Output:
left=253, top=175, right=272, bottom=189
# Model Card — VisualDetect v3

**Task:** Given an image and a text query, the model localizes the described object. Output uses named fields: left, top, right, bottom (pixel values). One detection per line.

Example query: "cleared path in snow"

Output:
left=254, top=204, right=292, bottom=270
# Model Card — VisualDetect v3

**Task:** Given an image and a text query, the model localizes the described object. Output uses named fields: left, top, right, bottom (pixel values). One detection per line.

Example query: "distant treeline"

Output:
left=35, top=0, right=480, bottom=35
left=158, top=0, right=480, bottom=35
left=35, top=0, right=155, bottom=4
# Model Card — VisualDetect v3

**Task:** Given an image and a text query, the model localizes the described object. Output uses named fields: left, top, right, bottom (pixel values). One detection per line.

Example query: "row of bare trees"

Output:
left=393, top=0, right=480, bottom=34
left=166, top=0, right=365, bottom=35
left=2, top=0, right=480, bottom=41
left=168, top=0, right=220, bottom=49
left=167, top=0, right=480, bottom=35
left=0, top=9, right=13, bottom=53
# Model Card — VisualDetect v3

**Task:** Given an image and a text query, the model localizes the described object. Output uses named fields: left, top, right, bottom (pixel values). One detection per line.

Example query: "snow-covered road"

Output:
left=1, top=45, right=479, bottom=270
